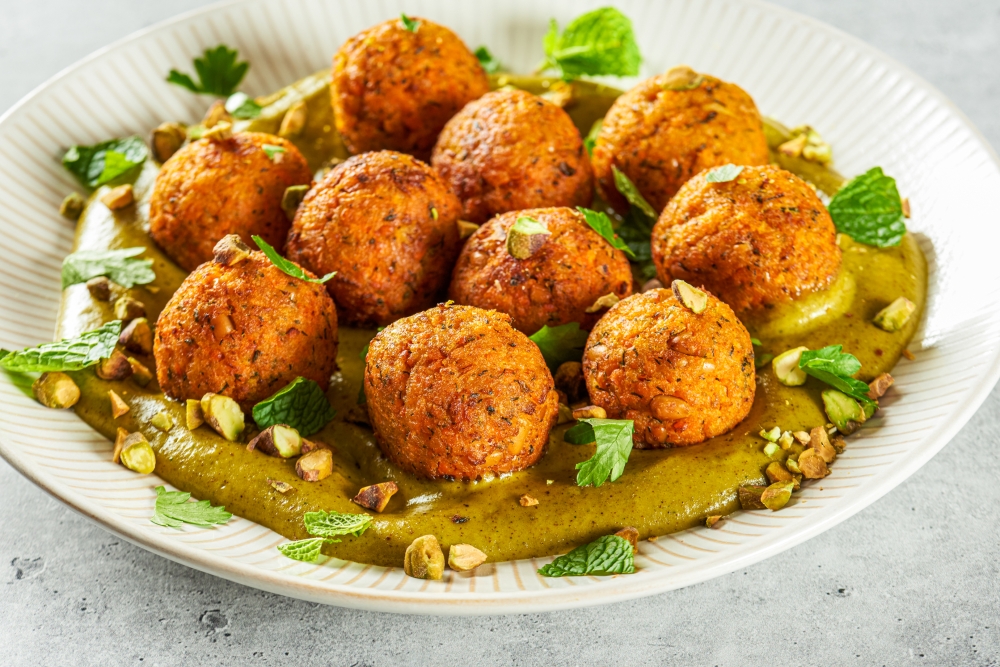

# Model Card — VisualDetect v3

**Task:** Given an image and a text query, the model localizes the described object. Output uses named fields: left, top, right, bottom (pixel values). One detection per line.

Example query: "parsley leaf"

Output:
left=705, top=164, right=744, bottom=183
left=167, top=44, right=249, bottom=96
left=537, top=534, right=635, bottom=576
left=151, top=486, right=232, bottom=529
left=577, top=207, right=635, bottom=258
left=798, top=345, right=875, bottom=406
left=224, top=91, right=262, bottom=119
left=61, top=247, right=155, bottom=289
left=475, top=46, right=502, bottom=74
left=828, top=166, right=906, bottom=247
left=62, top=136, right=148, bottom=189
left=529, top=322, right=589, bottom=370
left=261, top=144, right=286, bottom=160
left=571, top=418, right=634, bottom=487
left=303, top=510, right=372, bottom=538
left=252, top=377, right=336, bottom=436
left=0, top=321, right=121, bottom=373
left=583, top=119, right=602, bottom=157
left=400, top=13, right=420, bottom=32
left=252, top=235, right=335, bottom=284
left=541, top=7, right=641, bottom=80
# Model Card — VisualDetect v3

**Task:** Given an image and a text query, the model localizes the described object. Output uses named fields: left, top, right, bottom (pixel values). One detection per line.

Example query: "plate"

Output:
left=1, top=0, right=999, bottom=615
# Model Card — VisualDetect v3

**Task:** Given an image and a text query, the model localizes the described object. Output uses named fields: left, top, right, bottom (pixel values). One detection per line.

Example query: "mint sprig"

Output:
left=798, top=345, right=875, bottom=407
left=0, top=321, right=121, bottom=373
left=828, top=167, right=906, bottom=247
left=537, top=534, right=635, bottom=576
left=62, top=136, right=148, bottom=189
left=705, top=164, right=744, bottom=183
left=475, top=46, right=502, bottom=74
left=62, top=247, right=155, bottom=289
left=167, top=44, right=249, bottom=96
left=529, top=322, right=589, bottom=370
left=566, top=418, right=634, bottom=487
left=252, top=235, right=335, bottom=284
left=612, top=167, right=658, bottom=279
left=577, top=207, right=635, bottom=258
left=541, top=7, right=641, bottom=80
left=151, top=486, right=232, bottom=529
left=277, top=510, right=373, bottom=563
left=277, top=537, right=326, bottom=562
left=252, top=377, right=336, bottom=436
left=399, top=13, right=420, bottom=32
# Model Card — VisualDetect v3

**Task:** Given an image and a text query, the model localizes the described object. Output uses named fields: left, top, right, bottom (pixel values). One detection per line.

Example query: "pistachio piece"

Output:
left=785, top=457, right=803, bottom=475
left=119, top=432, right=156, bottom=474
left=797, top=447, right=830, bottom=479
left=572, top=405, right=606, bottom=420
left=96, top=350, right=133, bottom=381
left=705, top=515, right=725, bottom=529
left=267, top=478, right=295, bottom=494
left=831, top=435, right=847, bottom=454
left=281, top=184, right=309, bottom=222
left=867, top=372, right=894, bottom=400
left=247, top=424, right=303, bottom=457
left=85, top=276, right=113, bottom=301
left=556, top=403, right=574, bottom=425
left=202, top=121, right=233, bottom=141
left=641, top=278, right=664, bottom=293
left=200, top=392, right=245, bottom=442
left=661, top=65, right=704, bottom=90
left=792, top=430, right=811, bottom=445
left=519, top=494, right=539, bottom=507
left=186, top=399, right=205, bottom=430
left=150, top=411, right=173, bottom=432
left=771, top=346, right=808, bottom=386
left=553, top=361, right=585, bottom=403
left=671, top=279, right=708, bottom=313
left=808, top=426, right=837, bottom=463
left=151, top=122, right=187, bottom=163
left=759, top=426, right=781, bottom=442
left=448, top=543, right=487, bottom=572
left=352, top=481, right=399, bottom=512
left=821, top=389, right=865, bottom=435
left=403, top=535, right=445, bottom=580
left=540, top=80, right=574, bottom=107
left=100, top=184, right=134, bottom=210
left=213, top=234, right=251, bottom=266
left=59, top=192, right=85, bottom=220
left=278, top=99, right=308, bottom=138
left=763, top=442, right=782, bottom=459
left=585, top=292, right=620, bottom=313
left=127, top=357, right=153, bottom=387
left=202, top=100, right=231, bottom=128
left=32, top=372, right=80, bottom=409
left=295, top=448, right=333, bottom=482
left=778, top=430, right=795, bottom=450
left=457, top=220, right=480, bottom=239
left=738, top=485, right=768, bottom=510
left=119, top=318, right=153, bottom=355
left=777, top=133, right=808, bottom=158
left=873, top=297, right=916, bottom=332
left=506, top=216, right=551, bottom=259
left=760, top=481, right=794, bottom=511
left=614, top=526, right=639, bottom=553
left=112, top=426, right=129, bottom=463
left=300, top=438, right=333, bottom=455
left=765, top=461, right=799, bottom=490
left=108, top=390, right=130, bottom=418
left=113, top=296, right=146, bottom=323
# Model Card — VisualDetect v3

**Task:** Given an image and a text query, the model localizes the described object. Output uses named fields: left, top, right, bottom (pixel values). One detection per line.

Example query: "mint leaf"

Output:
left=542, top=7, right=641, bottom=80
left=612, top=166, right=657, bottom=278
left=252, top=377, right=336, bottom=436
left=475, top=46, right=502, bottom=74
left=62, top=136, right=148, bottom=189
left=61, top=247, right=155, bottom=289
left=359, top=326, right=386, bottom=361
left=303, top=510, right=372, bottom=538
left=529, top=322, right=589, bottom=370
left=151, top=485, right=232, bottom=529
left=705, top=164, right=744, bottom=183
left=252, top=235, right=335, bottom=284
left=261, top=144, right=286, bottom=160
left=400, top=13, right=420, bottom=32
left=577, top=207, right=635, bottom=258
left=612, top=166, right=656, bottom=220
left=277, top=537, right=327, bottom=562
left=828, top=167, right=906, bottom=247
left=573, top=418, right=634, bottom=487
left=167, top=44, right=249, bottom=96
left=511, top=216, right=550, bottom=237
left=224, top=91, right=262, bottom=119
left=798, top=345, right=875, bottom=406
left=583, top=119, right=602, bottom=157
left=0, top=321, right=121, bottom=373
left=538, top=534, right=635, bottom=576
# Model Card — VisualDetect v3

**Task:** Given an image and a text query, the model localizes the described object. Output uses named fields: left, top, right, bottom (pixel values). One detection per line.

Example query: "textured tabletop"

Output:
left=2, top=1, right=999, bottom=665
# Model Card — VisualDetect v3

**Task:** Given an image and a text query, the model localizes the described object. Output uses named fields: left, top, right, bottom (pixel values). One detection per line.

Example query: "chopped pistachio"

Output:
left=108, top=390, right=129, bottom=418
left=59, top=192, right=85, bottom=220
left=186, top=399, right=205, bottom=430
left=85, top=276, right=113, bottom=301
left=457, top=220, right=480, bottom=239
left=671, top=279, right=708, bottom=313
left=506, top=217, right=551, bottom=259
left=650, top=395, right=692, bottom=421
left=778, top=430, right=795, bottom=450
left=763, top=442, right=782, bottom=459
left=113, top=296, right=146, bottom=323
left=200, top=392, right=245, bottom=442
left=448, top=543, right=487, bottom=572
left=759, top=426, right=781, bottom=442
left=267, top=478, right=295, bottom=494
left=150, top=411, right=173, bottom=432
left=213, top=234, right=251, bottom=266
left=738, top=485, right=768, bottom=510
left=96, top=350, right=133, bottom=381
left=202, top=100, right=231, bottom=128
left=614, top=526, right=639, bottom=553
left=151, top=122, right=187, bottom=163
left=873, top=297, right=916, bottom=332
left=202, top=121, right=233, bottom=141
left=771, top=346, right=808, bottom=386
left=554, top=361, right=585, bottom=403
left=352, top=481, right=399, bottom=512
left=792, top=430, right=812, bottom=445
left=546, top=479, right=554, bottom=485
left=765, top=461, right=798, bottom=490
left=403, top=535, right=445, bottom=580
left=119, top=432, right=155, bottom=474
left=640, top=278, right=664, bottom=293
left=519, top=494, right=539, bottom=507
left=585, top=292, right=620, bottom=313
left=32, top=372, right=80, bottom=409
left=572, top=405, right=607, bottom=420
left=785, top=457, right=803, bottom=475
left=787, top=125, right=833, bottom=165
left=777, top=132, right=808, bottom=158
left=797, top=447, right=829, bottom=479
left=100, top=184, right=134, bottom=210
left=867, top=372, right=894, bottom=400
left=540, top=80, right=574, bottom=107
left=761, top=481, right=794, bottom=511
left=281, top=184, right=309, bottom=222
left=278, top=100, right=308, bottom=138
left=705, top=515, right=725, bottom=529
left=295, top=448, right=333, bottom=482
left=119, top=318, right=153, bottom=355
left=831, top=435, right=846, bottom=454
left=557, top=403, right=574, bottom=425
left=661, top=65, right=704, bottom=90
left=821, top=389, right=865, bottom=435
left=300, top=438, right=332, bottom=455
left=127, top=357, right=153, bottom=387
left=112, top=426, right=129, bottom=463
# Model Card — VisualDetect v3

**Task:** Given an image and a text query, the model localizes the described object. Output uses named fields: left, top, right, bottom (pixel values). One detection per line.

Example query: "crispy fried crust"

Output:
left=448, top=207, right=634, bottom=334
left=154, top=252, right=338, bottom=412
left=592, top=73, right=768, bottom=214
left=285, top=151, right=462, bottom=327
left=582, top=288, right=755, bottom=448
left=331, top=17, right=489, bottom=160
left=431, top=89, right=594, bottom=223
left=651, top=165, right=841, bottom=313
left=149, top=133, right=312, bottom=272
left=364, top=304, right=558, bottom=480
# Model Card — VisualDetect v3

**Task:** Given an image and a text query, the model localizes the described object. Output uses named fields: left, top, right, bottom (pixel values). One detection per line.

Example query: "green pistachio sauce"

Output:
left=56, top=73, right=926, bottom=567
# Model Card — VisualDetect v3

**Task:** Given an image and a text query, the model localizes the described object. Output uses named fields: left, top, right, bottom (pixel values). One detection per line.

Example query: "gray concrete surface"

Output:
left=2, top=1, right=999, bottom=665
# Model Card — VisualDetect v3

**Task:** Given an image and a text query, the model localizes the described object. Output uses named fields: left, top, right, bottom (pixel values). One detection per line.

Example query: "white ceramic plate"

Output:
left=2, top=0, right=999, bottom=615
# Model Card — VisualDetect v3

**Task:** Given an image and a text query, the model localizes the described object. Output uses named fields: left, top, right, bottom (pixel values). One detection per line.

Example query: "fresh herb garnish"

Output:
left=151, top=485, right=232, bottom=529
left=474, top=46, right=502, bottom=73
left=613, top=166, right=656, bottom=220
left=167, top=44, right=249, bottom=96
left=0, top=321, right=121, bottom=373
left=798, top=345, right=876, bottom=408
left=277, top=510, right=373, bottom=563
left=705, top=164, right=744, bottom=183
left=529, top=322, right=589, bottom=370
left=828, top=166, right=906, bottom=247
left=251, top=235, right=335, bottom=284
left=359, top=327, right=386, bottom=361
left=537, top=534, right=635, bottom=577
left=252, top=377, right=336, bottom=437
left=277, top=537, right=326, bottom=562
left=577, top=207, right=635, bottom=258
left=61, top=247, right=155, bottom=289
left=400, top=13, right=421, bottom=32
left=62, top=136, right=148, bottom=189
left=261, top=144, right=286, bottom=160
left=611, top=167, right=658, bottom=279
left=566, top=418, right=634, bottom=487
left=583, top=119, right=602, bottom=157
left=540, top=7, right=641, bottom=80
left=224, top=91, right=262, bottom=119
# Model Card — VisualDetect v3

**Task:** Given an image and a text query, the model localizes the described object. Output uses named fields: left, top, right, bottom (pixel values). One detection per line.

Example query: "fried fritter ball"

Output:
left=154, top=251, right=338, bottom=413
left=431, top=89, right=594, bottom=223
left=582, top=286, right=755, bottom=448
left=331, top=16, right=490, bottom=160
left=149, top=132, right=312, bottom=272
left=651, top=165, right=841, bottom=313
left=285, top=151, right=462, bottom=328
left=592, top=67, right=769, bottom=214
left=364, top=304, right=558, bottom=480
left=448, top=207, right=634, bottom=335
